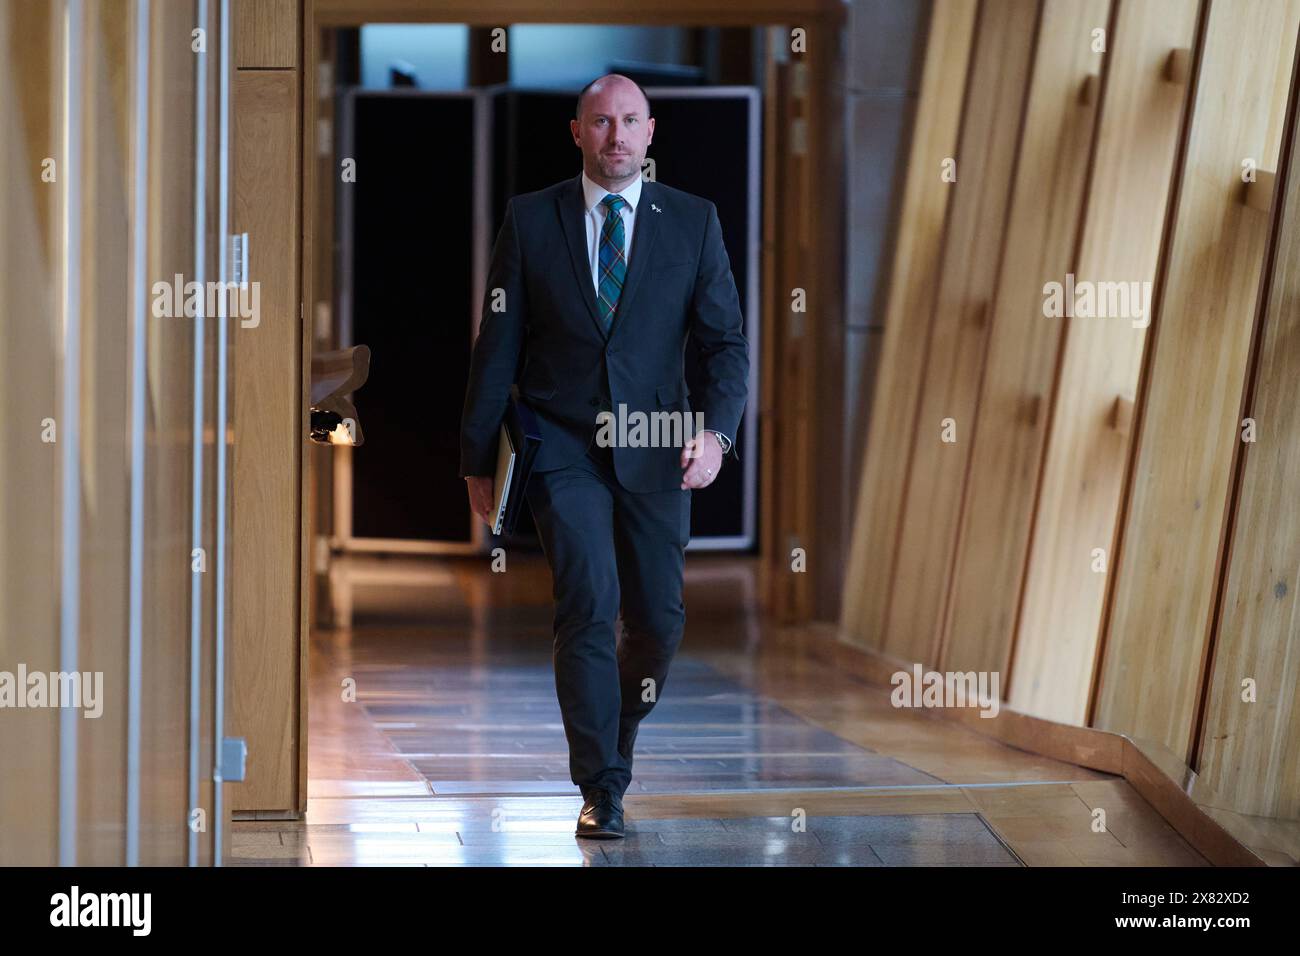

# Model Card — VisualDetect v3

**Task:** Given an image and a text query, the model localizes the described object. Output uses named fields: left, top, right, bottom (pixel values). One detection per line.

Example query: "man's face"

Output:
left=570, top=78, right=654, bottom=186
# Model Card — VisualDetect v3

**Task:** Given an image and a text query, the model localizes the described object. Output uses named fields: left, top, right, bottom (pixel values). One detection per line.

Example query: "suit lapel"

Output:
left=557, top=175, right=607, bottom=340
left=608, top=179, right=659, bottom=342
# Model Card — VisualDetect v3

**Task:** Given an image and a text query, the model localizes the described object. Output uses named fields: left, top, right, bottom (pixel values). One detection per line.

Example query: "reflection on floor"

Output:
left=232, top=553, right=1208, bottom=866
left=365, top=655, right=943, bottom=794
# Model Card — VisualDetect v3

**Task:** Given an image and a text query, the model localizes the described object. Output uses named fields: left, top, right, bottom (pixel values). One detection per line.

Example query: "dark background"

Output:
left=347, top=88, right=758, bottom=546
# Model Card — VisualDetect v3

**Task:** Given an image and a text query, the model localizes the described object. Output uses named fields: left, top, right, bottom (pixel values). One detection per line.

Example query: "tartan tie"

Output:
left=597, top=193, right=628, bottom=336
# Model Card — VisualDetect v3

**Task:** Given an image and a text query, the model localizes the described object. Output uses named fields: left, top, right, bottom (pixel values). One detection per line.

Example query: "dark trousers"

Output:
left=525, top=439, right=691, bottom=798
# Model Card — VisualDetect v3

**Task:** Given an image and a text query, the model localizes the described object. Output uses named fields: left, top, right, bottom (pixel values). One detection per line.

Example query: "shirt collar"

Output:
left=581, top=169, right=644, bottom=214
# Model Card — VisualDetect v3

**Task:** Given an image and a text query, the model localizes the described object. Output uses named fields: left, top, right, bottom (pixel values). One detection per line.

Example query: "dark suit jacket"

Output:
left=458, top=173, right=749, bottom=494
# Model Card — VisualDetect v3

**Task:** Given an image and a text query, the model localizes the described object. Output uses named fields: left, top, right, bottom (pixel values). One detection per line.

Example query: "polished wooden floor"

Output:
left=232, top=553, right=1207, bottom=866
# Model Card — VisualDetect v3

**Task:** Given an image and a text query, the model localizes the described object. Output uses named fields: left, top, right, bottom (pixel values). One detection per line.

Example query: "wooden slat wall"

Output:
left=1197, top=36, right=1300, bottom=819
left=141, top=0, right=203, bottom=866
left=0, top=0, right=61, bottom=866
left=78, top=0, right=132, bottom=866
left=937, top=0, right=1109, bottom=676
left=0, top=0, right=230, bottom=865
left=881, top=0, right=1039, bottom=665
left=841, top=0, right=977, bottom=651
left=1010, top=0, right=1199, bottom=722
left=834, top=0, right=1300, bottom=831
left=1093, top=0, right=1300, bottom=758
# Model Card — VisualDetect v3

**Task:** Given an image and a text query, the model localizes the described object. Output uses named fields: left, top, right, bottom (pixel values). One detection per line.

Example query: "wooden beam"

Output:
left=1012, top=0, right=1199, bottom=725
left=881, top=0, right=1040, bottom=666
left=841, top=0, right=978, bottom=649
left=937, top=0, right=1110, bottom=679
left=312, top=0, right=839, bottom=27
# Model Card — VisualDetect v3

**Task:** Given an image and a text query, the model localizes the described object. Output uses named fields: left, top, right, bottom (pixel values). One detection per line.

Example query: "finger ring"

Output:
left=705, top=468, right=712, bottom=475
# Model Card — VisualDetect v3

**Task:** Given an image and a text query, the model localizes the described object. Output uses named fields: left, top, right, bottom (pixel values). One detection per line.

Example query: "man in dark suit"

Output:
left=459, top=74, right=749, bottom=838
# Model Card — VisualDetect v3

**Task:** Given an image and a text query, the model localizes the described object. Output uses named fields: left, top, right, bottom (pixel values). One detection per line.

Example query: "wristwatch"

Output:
left=708, top=430, right=732, bottom=455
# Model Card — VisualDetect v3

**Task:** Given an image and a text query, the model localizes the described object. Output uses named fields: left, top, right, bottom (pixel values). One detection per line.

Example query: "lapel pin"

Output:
left=651, top=203, right=662, bottom=213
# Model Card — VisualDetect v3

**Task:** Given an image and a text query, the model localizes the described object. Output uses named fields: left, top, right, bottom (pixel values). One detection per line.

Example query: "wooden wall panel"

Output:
left=140, top=0, right=199, bottom=865
left=1093, top=0, right=1300, bottom=758
left=0, top=0, right=61, bottom=866
left=233, top=69, right=302, bottom=814
left=762, top=30, right=847, bottom=624
left=881, top=0, right=1039, bottom=665
left=2, top=0, right=228, bottom=865
left=938, top=0, right=1109, bottom=676
left=1011, top=0, right=1199, bottom=723
left=841, top=0, right=977, bottom=650
left=1198, top=38, right=1300, bottom=818
left=235, top=0, right=299, bottom=69
left=77, top=0, right=132, bottom=866
left=754, top=22, right=849, bottom=623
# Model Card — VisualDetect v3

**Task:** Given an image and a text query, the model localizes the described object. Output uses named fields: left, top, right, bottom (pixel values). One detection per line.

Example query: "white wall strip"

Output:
left=125, top=0, right=150, bottom=867
left=57, top=0, right=84, bottom=868
left=188, top=0, right=209, bottom=869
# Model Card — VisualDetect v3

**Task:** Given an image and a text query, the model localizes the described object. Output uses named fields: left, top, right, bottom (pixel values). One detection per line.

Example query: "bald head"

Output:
left=570, top=73, right=656, bottom=190
left=575, top=73, right=652, bottom=121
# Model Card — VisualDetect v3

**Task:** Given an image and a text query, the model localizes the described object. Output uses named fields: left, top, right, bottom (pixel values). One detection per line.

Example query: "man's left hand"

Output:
left=680, top=433, right=724, bottom=490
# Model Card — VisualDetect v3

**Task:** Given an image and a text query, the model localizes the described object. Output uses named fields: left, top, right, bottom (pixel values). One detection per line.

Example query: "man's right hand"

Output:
left=465, top=475, right=495, bottom=526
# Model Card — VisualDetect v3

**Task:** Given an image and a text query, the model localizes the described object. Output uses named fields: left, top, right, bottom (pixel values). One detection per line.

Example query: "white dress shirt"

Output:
left=579, top=169, right=735, bottom=461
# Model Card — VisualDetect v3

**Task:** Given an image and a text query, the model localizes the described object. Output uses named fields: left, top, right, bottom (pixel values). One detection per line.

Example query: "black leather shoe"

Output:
left=575, top=788, right=625, bottom=839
